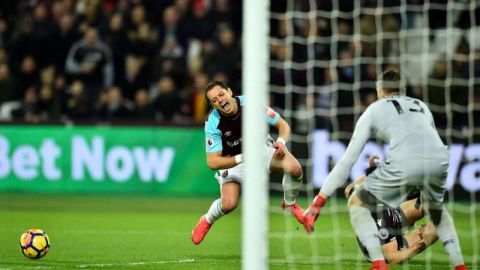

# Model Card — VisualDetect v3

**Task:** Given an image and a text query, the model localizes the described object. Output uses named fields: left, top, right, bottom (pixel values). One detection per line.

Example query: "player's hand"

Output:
left=418, top=223, right=438, bottom=245
left=368, top=155, right=380, bottom=168
left=273, top=141, right=286, bottom=158
left=418, top=224, right=426, bottom=239
left=302, top=194, right=327, bottom=234
left=412, top=239, right=427, bottom=252
left=344, top=181, right=355, bottom=199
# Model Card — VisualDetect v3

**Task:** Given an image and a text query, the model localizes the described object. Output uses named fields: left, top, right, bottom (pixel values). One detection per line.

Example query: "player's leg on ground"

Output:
left=427, top=204, right=466, bottom=269
left=270, top=151, right=305, bottom=223
left=348, top=191, right=387, bottom=268
left=192, top=182, right=240, bottom=245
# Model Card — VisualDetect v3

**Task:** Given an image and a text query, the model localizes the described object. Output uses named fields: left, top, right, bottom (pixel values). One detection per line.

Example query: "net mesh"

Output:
left=268, top=1, right=479, bottom=269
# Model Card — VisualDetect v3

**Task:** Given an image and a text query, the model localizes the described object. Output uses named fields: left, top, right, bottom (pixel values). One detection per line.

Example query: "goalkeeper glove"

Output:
left=302, top=194, right=327, bottom=234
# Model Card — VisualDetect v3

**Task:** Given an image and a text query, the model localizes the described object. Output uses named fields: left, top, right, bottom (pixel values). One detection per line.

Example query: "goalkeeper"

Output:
left=191, top=81, right=306, bottom=245
left=303, top=69, right=467, bottom=270
left=346, top=155, right=438, bottom=265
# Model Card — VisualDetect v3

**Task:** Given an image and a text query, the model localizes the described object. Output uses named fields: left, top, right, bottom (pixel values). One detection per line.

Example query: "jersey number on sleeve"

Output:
left=388, top=100, right=424, bottom=115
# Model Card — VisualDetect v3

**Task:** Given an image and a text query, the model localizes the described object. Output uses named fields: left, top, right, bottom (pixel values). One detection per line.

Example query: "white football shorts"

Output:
left=215, top=146, right=276, bottom=184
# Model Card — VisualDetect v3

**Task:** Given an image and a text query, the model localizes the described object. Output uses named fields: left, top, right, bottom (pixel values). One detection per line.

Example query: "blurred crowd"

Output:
left=0, top=0, right=479, bottom=135
left=0, top=0, right=241, bottom=124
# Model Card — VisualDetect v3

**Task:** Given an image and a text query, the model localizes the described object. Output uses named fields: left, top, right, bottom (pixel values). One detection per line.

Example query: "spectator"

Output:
left=314, top=68, right=334, bottom=129
left=65, top=80, right=89, bottom=121
left=158, top=6, right=187, bottom=51
left=120, top=55, right=148, bottom=101
left=12, top=86, right=39, bottom=123
left=0, top=63, right=16, bottom=104
left=37, top=66, right=62, bottom=121
left=133, top=89, right=155, bottom=120
left=173, top=0, right=191, bottom=21
left=428, top=57, right=448, bottom=129
left=208, top=0, right=242, bottom=35
left=152, top=76, right=183, bottom=122
left=203, top=25, right=240, bottom=86
left=15, top=55, right=38, bottom=101
left=96, top=86, right=133, bottom=121
left=184, top=1, right=215, bottom=41
left=65, top=27, right=114, bottom=108
left=128, top=22, right=157, bottom=58
left=104, top=13, right=129, bottom=85
left=0, top=48, right=6, bottom=65
left=9, top=19, right=35, bottom=75
left=128, top=4, right=147, bottom=32
left=50, top=0, right=67, bottom=23
left=31, top=3, right=57, bottom=68
left=337, top=46, right=354, bottom=83
left=188, top=72, right=210, bottom=123
left=76, top=0, right=104, bottom=29
left=151, top=36, right=186, bottom=87
left=53, top=13, right=80, bottom=73
left=0, top=18, right=7, bottom=48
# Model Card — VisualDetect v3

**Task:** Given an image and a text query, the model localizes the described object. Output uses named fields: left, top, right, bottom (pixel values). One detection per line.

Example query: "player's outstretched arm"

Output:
left=383, top=240, right=426, bottom=265
left=383, top=223, right=438, bottom=264
left=206, top=151, right=242, bottom=170
left=302, top=109, right=374, bottom=234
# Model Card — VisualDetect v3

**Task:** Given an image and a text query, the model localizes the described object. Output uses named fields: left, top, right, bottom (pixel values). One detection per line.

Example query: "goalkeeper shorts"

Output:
left=364, top=158, right=448, bottom=208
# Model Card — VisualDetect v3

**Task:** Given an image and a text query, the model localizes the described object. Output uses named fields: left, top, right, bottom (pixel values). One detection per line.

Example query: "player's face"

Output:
left=207, top=86, right=237, bottom=116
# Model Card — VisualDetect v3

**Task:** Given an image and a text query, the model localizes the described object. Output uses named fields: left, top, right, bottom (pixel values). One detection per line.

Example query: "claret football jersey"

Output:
left=204, top=96, right=280, bottom=157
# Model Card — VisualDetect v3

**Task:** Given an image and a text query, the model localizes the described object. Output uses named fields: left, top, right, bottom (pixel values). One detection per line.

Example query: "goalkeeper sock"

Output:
left=282, top=174, right=302, bottom=205
left=349, top=206, right=385, bottom=261
left=205, top=198, right=225, bottom=224
left=433, top=208, right=465, bottom=267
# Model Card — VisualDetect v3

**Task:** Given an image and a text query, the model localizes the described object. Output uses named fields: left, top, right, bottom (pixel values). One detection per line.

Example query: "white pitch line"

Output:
left=3, top=267, right=53, bottom=270
left=76, top=258, right=196, bottom=268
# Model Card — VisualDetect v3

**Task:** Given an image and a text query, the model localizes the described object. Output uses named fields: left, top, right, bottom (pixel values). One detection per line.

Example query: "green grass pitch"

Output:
left=0, top=193, right=478, bottom=270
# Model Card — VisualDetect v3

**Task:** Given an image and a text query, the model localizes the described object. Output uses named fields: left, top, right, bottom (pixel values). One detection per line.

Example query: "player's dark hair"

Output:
left=378, top=69, right=402, bottom=93
left=204, top=80, right=228, bottom=101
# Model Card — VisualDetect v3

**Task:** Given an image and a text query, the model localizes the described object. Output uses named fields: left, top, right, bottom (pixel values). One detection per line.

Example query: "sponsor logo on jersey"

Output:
left=207, top=137, right=215, bottom=148
left=224, top=131, right=232, bottom=137
left=222, top=170, right=229, bottom=178
left=226, top=139, right=241, bottom=147
left=378, top=228, right=389, bottom=240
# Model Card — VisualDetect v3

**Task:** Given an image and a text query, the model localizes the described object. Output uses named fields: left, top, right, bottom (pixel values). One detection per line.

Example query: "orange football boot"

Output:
left=281, top=200, right=305, bottom=224
left=191, top=216, right=211, bottom=245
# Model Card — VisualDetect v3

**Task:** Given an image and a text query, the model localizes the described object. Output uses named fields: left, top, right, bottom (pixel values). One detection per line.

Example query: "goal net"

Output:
left=268, top=1, right=479, bottom=269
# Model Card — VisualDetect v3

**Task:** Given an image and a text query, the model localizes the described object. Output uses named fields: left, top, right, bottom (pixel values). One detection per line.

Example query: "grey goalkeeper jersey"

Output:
left=320, top=95, right=448, bottom=197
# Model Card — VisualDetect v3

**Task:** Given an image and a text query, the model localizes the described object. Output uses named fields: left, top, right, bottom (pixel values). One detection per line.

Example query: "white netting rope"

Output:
left=269, top=1, right=479, bottom=269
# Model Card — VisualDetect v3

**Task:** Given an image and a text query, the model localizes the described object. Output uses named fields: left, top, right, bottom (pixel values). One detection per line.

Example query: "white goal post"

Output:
left=242, top=0, right=269, bottom=270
